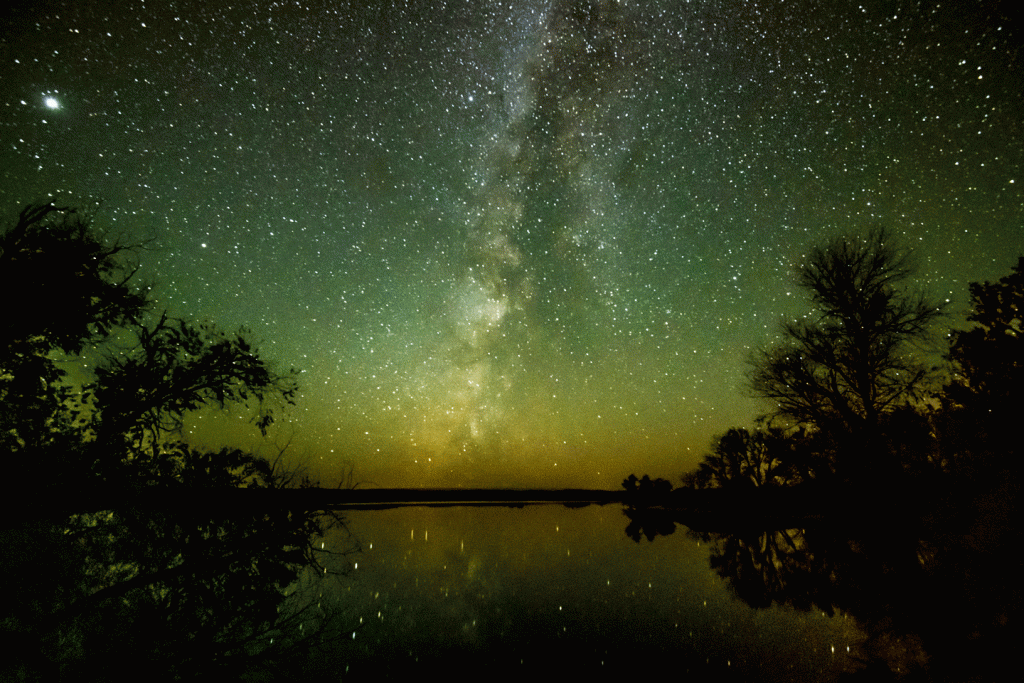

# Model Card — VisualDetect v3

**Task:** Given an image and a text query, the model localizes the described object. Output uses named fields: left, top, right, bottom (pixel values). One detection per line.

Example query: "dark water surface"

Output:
left=303, top=505, right=861, bottom=680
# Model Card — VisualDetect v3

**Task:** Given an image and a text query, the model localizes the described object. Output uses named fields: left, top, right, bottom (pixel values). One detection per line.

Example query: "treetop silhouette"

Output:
left=0, top=203, right=149, bottom=356
left=750, top=228, right=944, bottom=437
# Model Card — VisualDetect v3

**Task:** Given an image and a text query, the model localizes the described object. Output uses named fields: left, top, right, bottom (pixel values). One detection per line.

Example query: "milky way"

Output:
left=1, top=1, right=1020, bottom=487
left=419, top=2, right=652, bottom=471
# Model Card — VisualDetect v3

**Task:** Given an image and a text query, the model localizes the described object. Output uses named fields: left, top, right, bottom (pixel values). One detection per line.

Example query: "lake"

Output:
left=295, top=504, right=863, bottom=680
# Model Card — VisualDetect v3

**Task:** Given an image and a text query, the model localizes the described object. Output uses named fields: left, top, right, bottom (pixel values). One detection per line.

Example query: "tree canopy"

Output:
left=681, top=425, right=810, bottom=490
left=747, top=228, right=944, bottom=481
left=939, top=256, right=1023, bottom=482
left=0, top=203, right=149, bottom=357
left=946, top=256, right=1022, bottom=411
left=750, top=228, right=944, bottom=435
left=679, top=228, right=1019, bottom=495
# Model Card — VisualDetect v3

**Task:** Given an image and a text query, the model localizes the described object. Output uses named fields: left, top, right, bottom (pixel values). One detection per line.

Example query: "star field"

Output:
left=2, top=0, right=1021, bottom=488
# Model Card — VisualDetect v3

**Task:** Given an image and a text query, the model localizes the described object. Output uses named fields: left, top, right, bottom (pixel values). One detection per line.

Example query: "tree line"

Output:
left=675, top=228, right=1020, bottom=498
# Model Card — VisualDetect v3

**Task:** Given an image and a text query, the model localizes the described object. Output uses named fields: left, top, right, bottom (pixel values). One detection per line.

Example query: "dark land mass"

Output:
left=29, top=483, right=913, bottom=532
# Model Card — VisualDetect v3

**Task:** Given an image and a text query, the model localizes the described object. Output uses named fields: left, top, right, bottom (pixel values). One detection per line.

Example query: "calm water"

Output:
left=301, top=504, right=862, bottom=680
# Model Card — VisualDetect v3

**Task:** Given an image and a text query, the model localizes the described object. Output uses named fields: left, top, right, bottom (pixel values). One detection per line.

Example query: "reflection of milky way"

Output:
left=425, top=1, right=649, bottom=466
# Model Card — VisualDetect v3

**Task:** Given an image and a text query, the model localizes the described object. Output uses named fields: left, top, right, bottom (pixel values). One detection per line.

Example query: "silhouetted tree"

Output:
left=682, top=426, right=808, bottom=490
left=621, top=475, right=677, bottom=541
left=0, top=204, right=348, bottom=680
left=749, top=228, right=944, bottom=482
left=668, top=248, right=1019, bottom=680
left=622, top=473, right=673, bottom=501
left=0, top=203, right=149, bottom=356
left=942, top=256, right=1023, bottom=479
left=948, top=256, right=1023, bottom=397
left=0, top=203, right=149, bottom=478
left=919, top=258, right=1022, bottom=678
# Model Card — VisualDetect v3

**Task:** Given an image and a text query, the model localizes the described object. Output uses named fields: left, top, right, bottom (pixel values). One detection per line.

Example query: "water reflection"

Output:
left=626, top=495, right=1015, bottom=682
left=308, top=505, right=860, bottom=680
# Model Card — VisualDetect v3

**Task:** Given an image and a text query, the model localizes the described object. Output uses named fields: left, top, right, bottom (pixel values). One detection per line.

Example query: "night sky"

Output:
left=2, top=0, right=1021, bottom=489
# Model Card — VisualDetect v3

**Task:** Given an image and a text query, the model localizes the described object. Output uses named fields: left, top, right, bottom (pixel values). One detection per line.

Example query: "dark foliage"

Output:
left=0, top=204, right=348, bottom=680
left=0, top=204, right=149, bottom=473
left=942, top=256, right=1023, bottom=480
left=623, top=505, right=679, bottom=542
left=621, top=474, right=678, bottom=541
left=677, top=234, right=1019, bottom=498
left=0, top=203, right=149, bottom=356
left=681, top=425, right=811, bottom=490
left=621, top=473, right=673, bottom=501
left=670, top=249, right=1022, bottom=681
left=749, top=228, right=944, bottom=481
left=948, top=256, right=1023, bottom=401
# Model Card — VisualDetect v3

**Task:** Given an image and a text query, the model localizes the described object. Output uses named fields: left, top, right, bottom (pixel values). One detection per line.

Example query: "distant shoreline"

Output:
left=36, top=483, right=925, bottom=532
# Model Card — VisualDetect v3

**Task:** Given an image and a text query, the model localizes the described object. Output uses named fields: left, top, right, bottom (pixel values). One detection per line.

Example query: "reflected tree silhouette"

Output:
left=623, top=506, right=679, bottom=543
left=702, top=527, right=826, bottom=612
left=621, top=474, right=679, bottom=542
left=694, top=517, right=962, bottom=680
left=641, top=488, right=1014, bottom=683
